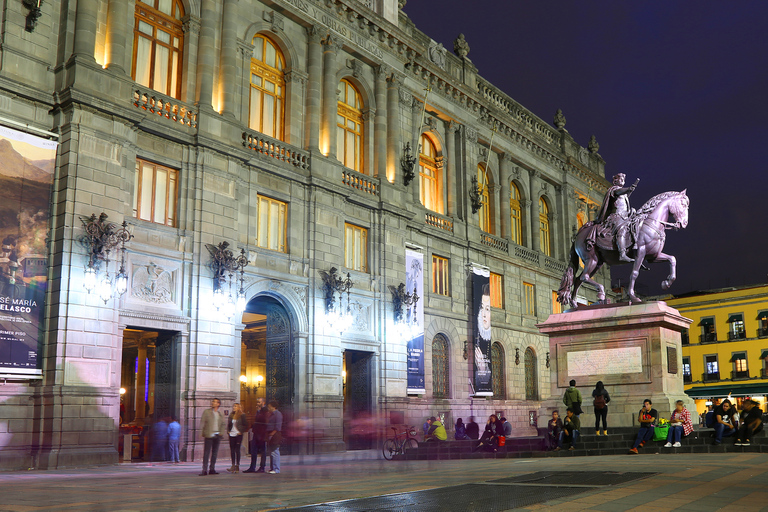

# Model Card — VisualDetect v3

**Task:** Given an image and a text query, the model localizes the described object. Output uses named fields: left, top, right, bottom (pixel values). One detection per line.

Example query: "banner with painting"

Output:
left=405, top=249, right=425, bottom=394
left=0, top=125, right=57, bottom=377
left=471, top=265, right=492, bottom=396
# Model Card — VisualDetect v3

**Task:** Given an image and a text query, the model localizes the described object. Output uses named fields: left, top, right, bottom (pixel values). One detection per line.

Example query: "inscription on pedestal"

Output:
left=567, top=347, right=642, bottom=376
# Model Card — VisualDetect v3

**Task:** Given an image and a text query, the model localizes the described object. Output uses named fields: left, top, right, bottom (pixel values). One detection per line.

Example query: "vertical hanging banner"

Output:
left=472, top=264, right=492, bottom=396
left=405, top=249, right=425, bottom=394
left=0, top=125, right=57, bottom=377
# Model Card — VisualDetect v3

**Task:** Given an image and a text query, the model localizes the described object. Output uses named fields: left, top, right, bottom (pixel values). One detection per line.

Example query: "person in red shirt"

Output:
left=663, top=400, right=693, bottom=448
left=628, top=399, right=657, bottom=454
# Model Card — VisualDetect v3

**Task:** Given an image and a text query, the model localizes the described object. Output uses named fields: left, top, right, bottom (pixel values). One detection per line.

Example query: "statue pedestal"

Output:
left=537, top=302, right=693, bottom=428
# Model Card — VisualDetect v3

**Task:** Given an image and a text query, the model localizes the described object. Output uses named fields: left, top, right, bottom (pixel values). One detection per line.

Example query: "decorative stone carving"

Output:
left=578, top=147, right=589, bottom=165
left=263, top=10, right=284, bottom=33
left=131, top=263, right=173, bottom=304
left=347, top=59, right=364, bottom=78
left=269, top=279, right=281, bottom=290
left=398, top=88, right=411, bottom=106
left=553, top=109, right=566, bottom=130
left=427, top=116, right=438, bottom=132
left=398, top=0, right=407, bottom=9
left=387, top=72, right=402, bottom=87
left=306, top=24, right=322, bottom=43
left=428, top=42, right=447, bottom=69
left=588, top=135, right=600, bottom=154
left=321, top=33, right=342, bottom=53
left=349, top=301, right=370, bottom=332
left=447, top=120, right=460, bottom=134
left=465, top=125, right=477, bottom=142
left=453, top=33, right=470, bottom=58
left=292, top=286, right=307, bottom=307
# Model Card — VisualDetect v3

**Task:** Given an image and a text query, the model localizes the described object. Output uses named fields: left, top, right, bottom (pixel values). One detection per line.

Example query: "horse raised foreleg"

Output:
left=654, top=251, right=677, bottom=290
left=627, top=246, right=647, bottom=303
left=580, top=260, right=606, bottom=303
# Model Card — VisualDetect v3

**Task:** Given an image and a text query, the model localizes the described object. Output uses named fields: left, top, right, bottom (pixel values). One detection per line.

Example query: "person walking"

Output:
left=592, top=381, right=611, bottom=435
left=563, top=380, right=582, bottom=415
left=226, top=403, right=248, bottom=473
left=199, top=398, right=224, bottom=476
left=266, top=401, right=283, bottom=474
left=243, top=398, right=269, bottom=473
left=167, top=416, right=181, bottom=463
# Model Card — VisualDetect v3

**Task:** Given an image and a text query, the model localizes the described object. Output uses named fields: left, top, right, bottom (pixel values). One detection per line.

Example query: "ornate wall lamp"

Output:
left=546, top=351, right=551, bottom=368
left=22, top=0, right=43, bottom=32
left=469, top=121, right=498, bottom=214
left=389, top=282, right=419, bottom=340
left=400, top=142, right=417, bottom=187
left=81, top=213, right=133, bottom=303
left=206, top=241, right=248, bottom=320
left=320, top=267, right=353, bottom=334
left=515, top=347, right=520, bottom=365
left=239, top=374, right=263, bottom=395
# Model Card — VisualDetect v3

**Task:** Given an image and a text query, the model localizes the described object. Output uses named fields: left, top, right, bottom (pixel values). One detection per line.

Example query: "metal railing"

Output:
left=731, top=370, right=750, bottom=380
left=728, top=331, right=747, bottom=341
left=758, top=328, right=768, bottom=338
left=681, top=331, right=690, bottom=345
left=762, top=367, right=768, bottom=378
left=683, top=373, right=692, bottom=384
left=702, top=372, right=720, bottom=382
left=133, top=87, right=197, bottom=128
left=243, top=130, right=310, bottom=170
left=699, top=333, right=718, bottom=344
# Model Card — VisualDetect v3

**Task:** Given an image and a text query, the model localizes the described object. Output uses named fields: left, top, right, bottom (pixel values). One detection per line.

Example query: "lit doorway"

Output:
left=119, top=328, right=178, bottom=462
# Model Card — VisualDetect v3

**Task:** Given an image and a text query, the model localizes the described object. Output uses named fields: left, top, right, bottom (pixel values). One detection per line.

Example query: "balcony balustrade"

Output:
left=425, top=212, right=454, bottom=233
left=243, top=130, right=310, bottom=170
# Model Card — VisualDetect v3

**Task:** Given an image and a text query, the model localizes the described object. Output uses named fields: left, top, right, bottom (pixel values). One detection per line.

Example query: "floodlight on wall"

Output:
left=206, top=241, right=248, bottom=320
left=320, top=267, right=353, bottom=335
left=80, top=213, right=133, bottom=304
left=389, top=282, right=419, bottom=340
left=22, top=0, right=43, bottom=33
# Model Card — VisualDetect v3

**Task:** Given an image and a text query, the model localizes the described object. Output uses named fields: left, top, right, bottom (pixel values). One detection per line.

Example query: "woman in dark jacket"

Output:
left=226, top=403, right=249, bottom=473
left=592, top=381, right=611, bottom=436
left=455, top=418, right=469, bottom=440
left=476, top=414, right=501, bottom=451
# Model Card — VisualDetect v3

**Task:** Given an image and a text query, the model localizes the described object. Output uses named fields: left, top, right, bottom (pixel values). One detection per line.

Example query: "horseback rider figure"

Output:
left=595, top=173, right=640, bottom=262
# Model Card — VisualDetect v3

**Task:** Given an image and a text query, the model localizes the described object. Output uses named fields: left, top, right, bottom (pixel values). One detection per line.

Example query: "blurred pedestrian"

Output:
left=466, top=416, right=480, bottom=440
left=266, top=401, right=283, bottom=474
left=226, top=403, right=248, bottom=473
left=167, top=416, right=181, bottom=463
left=243, top=398, right=269, bottom=473
left=454, top=418, right=469, bottom=440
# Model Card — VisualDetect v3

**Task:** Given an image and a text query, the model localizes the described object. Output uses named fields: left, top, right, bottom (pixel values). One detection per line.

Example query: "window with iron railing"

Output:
left=683, top=357, right=692, bottom=384
left=681, top=330, right=689, bottom=345
left=704, top=355, right=719, bottom=381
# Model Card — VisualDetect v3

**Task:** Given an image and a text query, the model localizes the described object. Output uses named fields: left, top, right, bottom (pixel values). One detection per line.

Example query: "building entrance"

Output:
left=119, top=328, right=179, bottom=462
left=240, top=296, right=294, bottom=453
left=343, top=350, right=373, bottom=450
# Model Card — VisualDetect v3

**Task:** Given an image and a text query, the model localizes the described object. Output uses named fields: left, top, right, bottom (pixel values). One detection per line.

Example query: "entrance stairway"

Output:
left=398, top=427, right=767, bottom=460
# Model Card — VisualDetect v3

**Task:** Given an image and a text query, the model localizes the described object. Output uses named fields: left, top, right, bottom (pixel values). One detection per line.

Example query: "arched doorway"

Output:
left=240, top=295, right=295, bottom=452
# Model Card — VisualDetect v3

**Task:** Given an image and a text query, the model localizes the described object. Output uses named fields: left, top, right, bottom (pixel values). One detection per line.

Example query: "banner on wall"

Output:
left=471, top=264, right=493, bottom=396
left=0, top=125, right=57, bottom=377
left=405, top=249, right=425, bottom=394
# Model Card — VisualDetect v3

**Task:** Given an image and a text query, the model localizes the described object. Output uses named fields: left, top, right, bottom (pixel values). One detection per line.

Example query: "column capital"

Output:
left=321, top=33, right=343, bottom=53
left=182, top=15, right=201, bottom=36
left=375, top=64, right=391, bottom=81
left=447, top=120, right=461, bottom=134
left=306, top=24, right=323, bottom=43
left=284, top=69, right=308, bottom=85
left=387, top=71, right=404, bottom=87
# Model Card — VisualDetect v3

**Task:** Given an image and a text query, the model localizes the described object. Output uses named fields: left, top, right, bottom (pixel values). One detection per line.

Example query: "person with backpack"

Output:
left=592, top=381, right=611, bottom=435
left=562, top=380, right=583, bottom=415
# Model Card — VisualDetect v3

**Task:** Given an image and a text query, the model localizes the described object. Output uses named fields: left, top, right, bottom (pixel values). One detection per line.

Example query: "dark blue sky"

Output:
left=405, top=1, right=768, bottom=295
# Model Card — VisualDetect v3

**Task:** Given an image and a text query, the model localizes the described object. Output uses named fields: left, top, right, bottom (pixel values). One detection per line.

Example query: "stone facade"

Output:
left=0, top=0, right=611, bottom=470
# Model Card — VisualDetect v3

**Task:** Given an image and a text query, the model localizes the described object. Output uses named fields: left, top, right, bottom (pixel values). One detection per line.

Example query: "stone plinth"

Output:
left=537, top=302, right=693, bottom=428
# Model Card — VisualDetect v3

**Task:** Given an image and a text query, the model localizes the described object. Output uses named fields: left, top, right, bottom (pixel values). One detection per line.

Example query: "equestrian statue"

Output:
left=558, top=173, right=690, bottom=307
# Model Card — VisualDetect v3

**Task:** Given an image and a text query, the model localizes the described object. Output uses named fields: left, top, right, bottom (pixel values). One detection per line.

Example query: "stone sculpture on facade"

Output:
left=453, top=33, right=470, bottom=58
left=558, top=178, right=690, bottom=306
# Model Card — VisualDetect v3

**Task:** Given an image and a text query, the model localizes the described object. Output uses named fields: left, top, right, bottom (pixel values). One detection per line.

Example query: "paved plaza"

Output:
left=0, top=451, right=766, bottom=511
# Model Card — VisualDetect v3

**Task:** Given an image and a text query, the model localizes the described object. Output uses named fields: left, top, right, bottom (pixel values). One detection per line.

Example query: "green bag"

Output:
left=652, top=425, right=668, bottom=442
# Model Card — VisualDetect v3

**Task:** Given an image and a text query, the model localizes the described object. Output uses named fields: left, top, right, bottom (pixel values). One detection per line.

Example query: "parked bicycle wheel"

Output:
left=382, top=438, right=398, bottom=460
left=403, top=438, right=419, bottom=453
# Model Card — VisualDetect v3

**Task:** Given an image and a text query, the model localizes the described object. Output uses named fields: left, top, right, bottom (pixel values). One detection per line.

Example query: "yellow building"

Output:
left=664, top=284, right=768, bottom=416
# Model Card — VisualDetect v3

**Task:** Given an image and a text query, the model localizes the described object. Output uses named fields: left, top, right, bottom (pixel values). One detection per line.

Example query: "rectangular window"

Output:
left=133, top=159, right=178, bottom=226
left=683, top=356, right=691, bottom=383
left=728, top=313, right=745, bottom=340
left=256, top=195, right=287, bottom=253
left=704, top=354, right=719, bottom=382
left=732, top=352, right=748, bottom=376
left=432, top=255, right=449, bottom=296
left=552, top=291, right=562, bottom=314
left=523, top=282, right=536, bottom=316
left=490, top=272, right=503, bottom=309
left=700, top=317, right=716, bottom=343
left=344, top=223, right=368, bottom=272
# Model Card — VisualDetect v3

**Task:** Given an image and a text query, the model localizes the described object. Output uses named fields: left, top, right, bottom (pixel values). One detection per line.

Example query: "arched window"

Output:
left=337, top=79, right=363, bottom=173
left=249, top=34, right=285, bottom=140
left=419, top=134, right=442, bottom=213
left=478, top=164, right=493, bottom=234
left=524, top=347, right=538, bottom=400
left=491, top=342, right=505, bottom=399
left=133, top=0, right=185, bottom=98
left=432, top=334, right=449, bottom=398
left=510, top=182, right=522, bottom=244
left=539, top=197, right=551, bottom=256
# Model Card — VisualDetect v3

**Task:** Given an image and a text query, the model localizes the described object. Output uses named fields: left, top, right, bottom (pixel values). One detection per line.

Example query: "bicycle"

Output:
left=382, top=425, right=419, bottom=460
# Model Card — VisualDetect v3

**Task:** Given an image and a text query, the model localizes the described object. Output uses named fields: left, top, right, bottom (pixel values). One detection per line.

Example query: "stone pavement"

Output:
left=0, top=451, right=766, bottom=512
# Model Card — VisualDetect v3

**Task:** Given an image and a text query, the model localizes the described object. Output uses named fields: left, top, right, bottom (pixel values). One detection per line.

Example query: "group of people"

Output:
left=144, top=415, right=182, bottom=463
left=423, top=415, right=513, bottom=452
left=546, top=380, right=611, bottom=451
left=707, top=398, right=764, bottom=446
left=199, top=397, right=283, bottom=476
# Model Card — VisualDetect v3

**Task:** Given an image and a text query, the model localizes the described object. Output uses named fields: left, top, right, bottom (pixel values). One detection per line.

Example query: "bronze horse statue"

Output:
left=558, top=190, right=689, bottom=307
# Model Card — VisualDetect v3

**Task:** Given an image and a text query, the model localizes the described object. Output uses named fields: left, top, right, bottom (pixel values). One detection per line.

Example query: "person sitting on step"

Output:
left=559, top=408, right=580, bottom=451
left=663, top=400, right=693, bottom=448
left=712, top=399, right=738, bottom=445
left=628, top=399, right=657, bottom=454
left=735, top=399, right=764, bottom=446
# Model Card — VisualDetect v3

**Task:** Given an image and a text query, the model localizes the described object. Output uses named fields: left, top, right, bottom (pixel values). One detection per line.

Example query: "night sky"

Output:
left=404, top=1, right=768, bottom=296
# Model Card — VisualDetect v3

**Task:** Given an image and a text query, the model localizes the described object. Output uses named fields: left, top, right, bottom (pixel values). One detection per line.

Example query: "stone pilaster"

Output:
left=320, top=34, right=341, bottom=159
left=529, top=171, right=541, bottom=252
left=445, top=121, right=459, bottom=217
left=73, top=0, right=99, bottom=60
left=305, top=26, right=323, bottom=151
left=219, top=0, right=238, bottom=117
left=386, top=72, right=402, bottom=184
left=195, top=0, right=218, bottom=109
left=105, top=0, right=129, bottom=74
left=374, top=66, right=388, bottom=179
left=499, top=153, right=512, bottom=240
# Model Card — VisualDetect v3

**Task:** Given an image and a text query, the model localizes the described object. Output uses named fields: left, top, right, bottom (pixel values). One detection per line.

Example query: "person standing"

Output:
left=266, top=401, right=283, bottom=474
left=465, top=416, right=480, bottom=440
left=243, top=398, right=269, bottom=473
left=592, top=381, right=611, bottom=435
left=167, top=416, right=181, bottom=463
left=563, top=380, right=582, bottom=415
left=226, top=403, right=248, bottom=473
left=199, top=398, right=224, bottom=476
left=628, top=399, right=657, bottom=454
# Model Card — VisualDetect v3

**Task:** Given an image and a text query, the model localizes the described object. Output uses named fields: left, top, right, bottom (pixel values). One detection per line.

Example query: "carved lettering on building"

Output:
left=567, top=347, right=643, bottom=376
